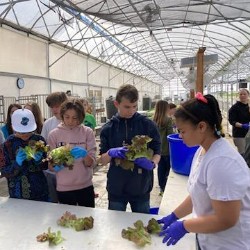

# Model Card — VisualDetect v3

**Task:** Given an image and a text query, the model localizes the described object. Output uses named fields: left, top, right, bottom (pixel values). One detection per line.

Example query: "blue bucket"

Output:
left=150, top=207, right=159, bottom=215
left=167, top=134, right=199, bottom=176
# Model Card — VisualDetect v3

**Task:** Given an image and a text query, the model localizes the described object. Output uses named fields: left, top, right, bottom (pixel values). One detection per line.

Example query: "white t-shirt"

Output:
left=41, top=116, right=61, bottom=142
left=188, top=138, right=250, bottom=250
left=41, top=116, right=61, bottom=175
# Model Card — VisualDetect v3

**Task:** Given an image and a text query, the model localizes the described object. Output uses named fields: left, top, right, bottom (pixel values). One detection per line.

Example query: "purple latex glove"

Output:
left=53, top=165, right=64, bottom=172
left=108, top=147, right=128, bottom=159
left=242, top=123, right=250, bottom=129
left=157, top=212, right=178, bottom=230
left=159, top=220, right=189, bottom=246
left=70, top=146, right=87, bottom=159
left=34, top=151, right=43, bottom=162
left=16, top=149, right=27, bottom=166
left=134, top=157, right=154, bottom=170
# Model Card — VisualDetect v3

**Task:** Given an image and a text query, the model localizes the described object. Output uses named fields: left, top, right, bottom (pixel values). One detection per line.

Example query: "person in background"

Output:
left=153, top=100, right=174, bottom=196
left=168, top=103, right=177, bottom=133
left=41, top=92, right=67, bottom=141
left=158, top=93, right=250, bottom=249
left=0, top=109, right=49, bottom=201
left=41, top=91, right=68, bottom=203
left=168, top=103, right=177, bottom=117
left=79, top=98, right=99, bottom=198
left=79, top=98, right=96, bottom=130
left=1, top=103, right=22, bottom=140
left=228, top=88, right=250, bottom=155
left=24, top=102, right=43, bottom=134
left=100, top=84, right=161, bottom=214
left=48, top=99, right=96, bottom=207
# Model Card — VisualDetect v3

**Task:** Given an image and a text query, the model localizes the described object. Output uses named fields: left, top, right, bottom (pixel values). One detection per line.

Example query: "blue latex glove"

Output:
left=53, top=165, right=64, bottom=172
left=70, top=146, right=87, bottom=159
left=108, top=147, right=128, bottom=159
left=34, top=151, right=43, bottom=162
left=134, top=157, right=154, bottom=170
left=242, top=123, right=250, bottom=129
left=160, top=221, right=189, bottom=246
left=16, top=149, right=27, bottom=166
left=157, top=212, right=178, bottom=230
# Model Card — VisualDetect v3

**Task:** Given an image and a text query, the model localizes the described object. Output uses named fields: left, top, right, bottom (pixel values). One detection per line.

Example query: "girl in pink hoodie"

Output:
left=48, top=99, right=96, bottom=207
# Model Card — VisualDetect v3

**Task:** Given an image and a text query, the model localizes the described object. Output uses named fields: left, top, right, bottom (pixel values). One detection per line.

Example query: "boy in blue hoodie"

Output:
left=100, top=84, right=161, bottom=213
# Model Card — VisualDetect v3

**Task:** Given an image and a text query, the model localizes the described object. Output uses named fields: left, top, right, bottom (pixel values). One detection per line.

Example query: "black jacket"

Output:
left=99, top=112, right=161, bottom=202
left=228, top=101, right=250, bottom=137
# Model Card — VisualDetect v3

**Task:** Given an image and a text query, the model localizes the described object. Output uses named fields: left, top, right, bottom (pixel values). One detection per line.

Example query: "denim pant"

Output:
left=108, top=200, right=150, bottom=214
left=157, top=155, right=171, bottom=192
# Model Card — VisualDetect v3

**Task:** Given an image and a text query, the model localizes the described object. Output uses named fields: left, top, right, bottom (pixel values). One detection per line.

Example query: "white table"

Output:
left=159, top=171, right=191, bottom=215
left=0, top=197, right=195, bottom=250
left=158, top=171, right=196, bottom=249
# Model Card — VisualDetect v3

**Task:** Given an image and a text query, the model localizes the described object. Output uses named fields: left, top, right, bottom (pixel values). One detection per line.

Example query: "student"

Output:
left=41, top=91, right=67, bottom=203
left=158, top=93, right=250, bottom=249
left=153, top=100, right=173, bottom=196
left=1, top=103, right=22, bottom=140
left=41, top=92, right=67, bottom=141
left=47, top=99, right=96, bottom=207
left=0, top=109, right=49, bottom=201
left=168, top=103, right=177, bottom=117
left=168, top=103, right=177, bottom=132
left=228, top=88, right=250, bottom=155
left=79, top=98, right=96, bottom=130
left=99, top=84, right=161, bottom=214
left=24, top=102, right=44, bottom=134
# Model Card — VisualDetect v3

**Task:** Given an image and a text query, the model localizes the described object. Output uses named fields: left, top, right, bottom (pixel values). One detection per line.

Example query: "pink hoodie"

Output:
left=48, top=123, right=96, bottom=192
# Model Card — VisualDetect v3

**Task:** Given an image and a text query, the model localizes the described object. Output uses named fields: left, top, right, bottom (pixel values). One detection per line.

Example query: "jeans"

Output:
left=157, top=155, right=171, bottom=192
left=108, top=200, right=150, bottom=214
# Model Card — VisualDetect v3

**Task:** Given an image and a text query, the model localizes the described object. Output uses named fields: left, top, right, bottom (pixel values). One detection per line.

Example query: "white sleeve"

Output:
left=41, top=123, right=48, bottom=142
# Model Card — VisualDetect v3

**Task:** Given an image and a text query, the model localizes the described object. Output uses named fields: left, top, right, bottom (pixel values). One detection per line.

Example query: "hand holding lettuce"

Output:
left=114, top=135, right=153, bottom=170
left=44, top=145, right=87, bottom=170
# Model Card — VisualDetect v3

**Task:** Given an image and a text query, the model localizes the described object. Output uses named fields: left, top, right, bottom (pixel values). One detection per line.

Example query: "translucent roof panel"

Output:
left=1, top=0, right=250, bottom=93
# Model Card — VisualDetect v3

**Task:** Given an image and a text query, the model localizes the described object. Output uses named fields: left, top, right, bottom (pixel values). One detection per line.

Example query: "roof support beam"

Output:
left=196, top=47, right=206, bottom=94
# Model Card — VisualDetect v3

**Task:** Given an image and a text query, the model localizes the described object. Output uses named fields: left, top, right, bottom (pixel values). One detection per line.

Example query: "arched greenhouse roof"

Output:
left=1, top=0, right=250, bottom=93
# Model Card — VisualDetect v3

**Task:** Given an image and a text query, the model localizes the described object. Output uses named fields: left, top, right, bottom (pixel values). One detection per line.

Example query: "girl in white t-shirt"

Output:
left=158, top=93, right=250, bottom=250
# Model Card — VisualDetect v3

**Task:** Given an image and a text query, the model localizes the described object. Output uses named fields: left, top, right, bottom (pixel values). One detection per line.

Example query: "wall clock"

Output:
left=17, top=78, right=25, bottom=89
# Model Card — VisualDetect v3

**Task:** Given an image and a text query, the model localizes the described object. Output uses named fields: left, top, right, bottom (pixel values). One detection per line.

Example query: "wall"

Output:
left=0, top=25, right=160, bottom=120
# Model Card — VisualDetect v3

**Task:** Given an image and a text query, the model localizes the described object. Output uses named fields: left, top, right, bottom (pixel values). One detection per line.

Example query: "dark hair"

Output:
left=46, top=92, right=67, bottom=108
left=66, top=90, right=72, bottom=96
left=6, top=103, right=22, bottom=135
left=24, top=102, right=43, bottom=134
left=115, top=84, right=138, bottom=103
left=60, top=98, right=85, bottom=123
left=153, top=100, right=169, bottom=127
left=169, top=103, right=177, bottom=109
left=174, top=94, right=224, bottom=138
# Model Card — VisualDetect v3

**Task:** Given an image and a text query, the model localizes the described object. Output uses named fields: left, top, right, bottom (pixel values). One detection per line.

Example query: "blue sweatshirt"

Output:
left=100, top=112, right=161, bottom=202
